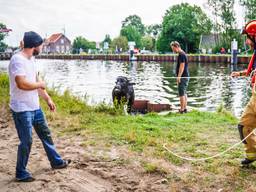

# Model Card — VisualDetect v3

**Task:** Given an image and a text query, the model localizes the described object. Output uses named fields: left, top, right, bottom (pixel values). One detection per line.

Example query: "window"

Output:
left=61, top=46, right=64, bottom=53
left=56, top=46, right=60, bottom=53
left=61, top=39, right=64, bottom=44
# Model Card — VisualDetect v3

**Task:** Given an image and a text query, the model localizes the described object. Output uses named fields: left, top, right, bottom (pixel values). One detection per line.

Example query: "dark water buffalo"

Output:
left=112, top=76, right=135, bottom=113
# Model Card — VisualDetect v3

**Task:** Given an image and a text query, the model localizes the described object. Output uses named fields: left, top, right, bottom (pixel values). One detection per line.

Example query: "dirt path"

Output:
left=0, top=106, right=172, bottom=192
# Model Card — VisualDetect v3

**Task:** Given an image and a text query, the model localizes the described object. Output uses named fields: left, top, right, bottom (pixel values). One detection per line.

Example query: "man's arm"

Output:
left=15, top=76, right=45, bottom=90
left=38, top=88, right=56, bottom=112
left=38, top=88, right=50, bottom=101
left=37, top=73, right=56, bottom=112
left=231, top=70, right=247, bottom=77
left=177, top=62, right=185, bottom=84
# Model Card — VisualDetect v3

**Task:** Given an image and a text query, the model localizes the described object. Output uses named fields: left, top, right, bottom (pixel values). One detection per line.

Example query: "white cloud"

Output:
left=0, top=0, right=243, bottom=46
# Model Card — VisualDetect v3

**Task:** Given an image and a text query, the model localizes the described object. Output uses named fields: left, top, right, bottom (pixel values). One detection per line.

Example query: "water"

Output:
left=0, top=59, right=250, bottom=116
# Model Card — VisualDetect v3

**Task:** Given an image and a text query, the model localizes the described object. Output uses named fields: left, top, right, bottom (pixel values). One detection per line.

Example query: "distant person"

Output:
left=8, top=31, right=70, bottom=182
left=170, top=41, right=189, bottom=113
left=220, top=47, right=226, bottom=54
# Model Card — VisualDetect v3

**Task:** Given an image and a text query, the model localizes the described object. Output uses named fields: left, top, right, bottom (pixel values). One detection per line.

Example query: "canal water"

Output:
left=0, top=59, right=250, bottom=116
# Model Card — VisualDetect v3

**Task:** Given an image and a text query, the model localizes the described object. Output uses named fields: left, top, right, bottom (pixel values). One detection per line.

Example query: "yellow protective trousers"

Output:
left=239, top=93, right=256, bottom=160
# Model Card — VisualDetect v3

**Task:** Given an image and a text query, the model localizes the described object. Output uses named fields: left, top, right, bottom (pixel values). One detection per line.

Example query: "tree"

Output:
left=100, top=34, right=112, bottom=50
left=120, top=26, right=142, bottom=48
left=156, top=35, right=170, bottom=53
left=122, top=15, right=145, bottom=35
left=102, top=34, right=111, bottom=45
left=0, top=42, right=8, bottom=52
left=157, top=3, right=212, bottom=53
left=146, top=24, right=162, bottom=39
left=220, top=0, right=237, bottom=47
left=207, top=0, right=238, bottom=50
left=72, top=36, right=96, bottom=53
left=146, top=24, right=162, bottom=51
left=0, top=23, right=8, bottom=52
left=240, top=0, right=256, bottom=22
left=207, top=0, right=221, bottom=34
left=110, top=36, right=128, bottom=52
left=141, top=36, right=154, bottom=51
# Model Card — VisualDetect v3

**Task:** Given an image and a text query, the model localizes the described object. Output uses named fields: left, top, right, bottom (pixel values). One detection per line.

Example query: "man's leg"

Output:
left=184, top=94, right=188, bottom=110
left=33, top=109, right=65, bottom=167
left=184, top=79, right=189, bottom=112
left=178, top=79, right=188, bottom=112
left=239, top=95, right=256, bottom=164
left=12, top=111, right=34, bottom=180
left=179, top=96, right=186, bottom=111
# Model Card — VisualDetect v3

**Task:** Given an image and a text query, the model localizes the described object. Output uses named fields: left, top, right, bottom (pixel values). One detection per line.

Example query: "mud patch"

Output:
left=0, top=105, right=173, bottom=192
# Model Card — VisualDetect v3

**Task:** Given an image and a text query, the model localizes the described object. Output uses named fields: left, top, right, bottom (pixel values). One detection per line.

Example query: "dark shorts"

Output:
left=178, top=78, right=189, bottom=96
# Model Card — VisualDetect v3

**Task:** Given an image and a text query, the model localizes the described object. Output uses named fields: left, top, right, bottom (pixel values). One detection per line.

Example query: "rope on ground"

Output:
left=163, top=128, right=256, bottom=162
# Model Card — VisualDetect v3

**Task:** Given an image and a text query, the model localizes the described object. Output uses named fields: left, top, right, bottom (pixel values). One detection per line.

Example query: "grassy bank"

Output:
left=2, top=73, right=256, bottom=191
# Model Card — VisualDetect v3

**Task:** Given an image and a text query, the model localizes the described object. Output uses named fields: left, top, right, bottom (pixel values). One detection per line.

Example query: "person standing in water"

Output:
left=170, top=41, right=190, bottom=113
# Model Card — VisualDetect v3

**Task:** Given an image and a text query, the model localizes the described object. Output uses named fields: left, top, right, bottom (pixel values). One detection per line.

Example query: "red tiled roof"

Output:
left=0, top=28, right=12, bottom=33
left=45, top=33, right=63, bottom=43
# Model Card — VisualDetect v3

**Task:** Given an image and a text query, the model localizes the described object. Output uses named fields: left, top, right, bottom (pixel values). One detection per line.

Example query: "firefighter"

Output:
left=231, top=20, right=256, bottom=165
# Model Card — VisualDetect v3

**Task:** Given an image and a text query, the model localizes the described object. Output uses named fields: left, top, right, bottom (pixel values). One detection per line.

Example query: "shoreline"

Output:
left=2, top=73, right=256, bottom=191
left=0, top=53, right=252, bottom=64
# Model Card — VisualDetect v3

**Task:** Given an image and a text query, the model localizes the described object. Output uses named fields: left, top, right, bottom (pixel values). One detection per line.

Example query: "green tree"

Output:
left=120, top=26, right=142, bottom=48
left=240, top=0, right=256, bottom=21
left=207, top=0, right=239, bottom=50
left=72, top=36, right=96, bottom=53
left=141, top=36, right=154, bottom=51
left=0, top=23, right=8, bottom=52
left=157, top=3, right=212, bottom=53
left=102, top=34, right=111, bottom=45
left=220, top=0, right=237, bottom=47
left=122, top=15, right=145, bottom=35
left=110, top=36, right=128, bottom=52
left=146, top=24, right=162, bottom=51
left=146, top=24, right=162, bottom=39
left=207, top=0, right=221, bottom=33
left=156, top=35, right=170, bottom=53
left=100, top=34, right=112, bottom=50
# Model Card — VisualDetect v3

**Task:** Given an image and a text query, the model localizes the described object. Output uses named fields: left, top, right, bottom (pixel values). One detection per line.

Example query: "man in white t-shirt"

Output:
left=8, top=31, right=70, bottom=182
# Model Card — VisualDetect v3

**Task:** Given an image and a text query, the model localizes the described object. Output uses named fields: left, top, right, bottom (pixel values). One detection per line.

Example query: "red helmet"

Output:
left=242, top=20, right=256, bottom=36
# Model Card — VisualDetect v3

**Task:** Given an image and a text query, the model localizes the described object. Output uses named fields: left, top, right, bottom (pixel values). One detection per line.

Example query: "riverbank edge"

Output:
left=3, top=72, right=256, bottom=191
left=0, top=53, right=252, bottom=64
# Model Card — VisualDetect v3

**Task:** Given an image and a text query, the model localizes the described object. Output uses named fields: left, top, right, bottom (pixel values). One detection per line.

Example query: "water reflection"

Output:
left=0, top=59, right=250, bottom=116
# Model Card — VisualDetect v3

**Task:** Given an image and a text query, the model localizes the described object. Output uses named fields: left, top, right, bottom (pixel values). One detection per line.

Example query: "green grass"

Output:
left=0, top=73, right=9, bottom=104
left=2, top=72, right=256, bottom=191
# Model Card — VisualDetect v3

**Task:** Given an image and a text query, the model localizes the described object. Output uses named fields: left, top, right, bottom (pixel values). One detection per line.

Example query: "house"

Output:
left=199, top=34, right=221, bottom=53
left=43, top=33, right=71, bottom=54
left=199, top=30, right=242, bottom=54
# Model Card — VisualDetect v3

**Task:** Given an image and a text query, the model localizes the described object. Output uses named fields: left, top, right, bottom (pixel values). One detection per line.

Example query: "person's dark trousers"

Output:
left=11, top=108, right=64, bottom=180
left=178, top=78, right=189, bottom=97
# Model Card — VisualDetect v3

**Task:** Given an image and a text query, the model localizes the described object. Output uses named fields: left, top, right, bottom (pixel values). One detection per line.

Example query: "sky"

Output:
left=0, top=0, right=244, bottom=46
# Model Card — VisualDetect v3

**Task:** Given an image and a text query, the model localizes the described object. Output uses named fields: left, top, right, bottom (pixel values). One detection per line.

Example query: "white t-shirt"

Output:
left=8, top=53, right=40, bottom=112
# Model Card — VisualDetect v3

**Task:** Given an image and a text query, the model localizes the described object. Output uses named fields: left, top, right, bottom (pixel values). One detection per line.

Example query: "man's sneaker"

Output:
left=16, top=176, right=35, bottom=182
left=178, top=109, right=188, bottom=114
left=241, top=158, right=255, bottom=165
left=52, top=159, right=71, bottom=169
